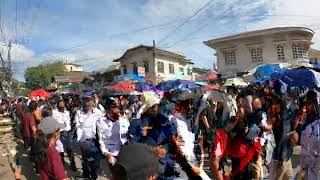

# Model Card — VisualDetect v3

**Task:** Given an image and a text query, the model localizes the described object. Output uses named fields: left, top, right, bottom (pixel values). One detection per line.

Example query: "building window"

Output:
left=132, top=62, right=138, bottom=74
left=277, top=45, right=285, bottom=61
left=223, top=50, right=236, bottom=65
left=179, top=67, right=184, bottom=75
left=123, top=65, right=127, bottom=74
left=169, top=64, right=174, bottom=74
left=157, top=62, right=164, bottom=73
left=310, top=58, right=318, bottom=64
left=292, top=43, right=308, bottom=59
left=250, top=48, right=263, bottom=63
left=143, top=61, right=149, bottom=73
left=187, top=68, right=192, bottom=75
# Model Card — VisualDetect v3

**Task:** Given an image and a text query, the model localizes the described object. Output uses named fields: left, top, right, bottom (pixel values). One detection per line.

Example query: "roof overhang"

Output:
left=204, top=27, right=315, bottom=49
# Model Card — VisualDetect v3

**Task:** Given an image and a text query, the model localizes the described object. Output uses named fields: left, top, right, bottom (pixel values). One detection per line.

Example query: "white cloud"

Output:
left=142, top=0, right=209, bottom=24
left=0, top=43, right=34, bottom=62
left=245, top=0, right=320, bottom=48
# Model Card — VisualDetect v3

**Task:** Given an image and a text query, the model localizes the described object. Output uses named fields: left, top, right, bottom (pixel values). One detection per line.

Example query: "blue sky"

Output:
left=0, top=0, right=320, bottom=81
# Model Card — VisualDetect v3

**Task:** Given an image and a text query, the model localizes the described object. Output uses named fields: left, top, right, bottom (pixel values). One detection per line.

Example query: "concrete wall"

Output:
left=118, top=48, right=193, bottom=83
left=120, top=48, right=155, bottom=79
left=65, top=64, right=83, bottom=72
left=155, top=55, right=193, bottom=82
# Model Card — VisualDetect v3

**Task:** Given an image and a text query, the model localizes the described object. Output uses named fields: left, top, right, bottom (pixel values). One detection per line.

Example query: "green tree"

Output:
left=24, top=61, right=67, bottom=90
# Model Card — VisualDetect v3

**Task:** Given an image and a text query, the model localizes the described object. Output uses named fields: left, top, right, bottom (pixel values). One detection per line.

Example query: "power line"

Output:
left=24, top=0, right=42, bottom=42
left=160, top=0, right=241, bottom=49
left=15, top=0, right=18, bottom=42
left=41, top=20, right=183, bottom=60
left=161, top=12, right=320, bottom=49
left=157, top=0, right=214, bottom=45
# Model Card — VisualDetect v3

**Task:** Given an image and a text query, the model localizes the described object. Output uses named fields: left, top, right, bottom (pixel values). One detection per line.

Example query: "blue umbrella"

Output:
left=135, top=82, right=158, bottom=92
left=157, top=80, right=199, bottom=91
left=253, top=64, right=286, bottom=82
left=271, top=67, right=320, bottom=88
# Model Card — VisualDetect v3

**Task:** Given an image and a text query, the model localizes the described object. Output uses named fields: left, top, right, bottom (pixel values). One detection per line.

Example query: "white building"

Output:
left=64, top=63, right=83, bottom=72
left=204, top=27, right=315, bottom=77
left=309, top=48, right=320, bottom=65
left=114, top=45, right=194, bottom=83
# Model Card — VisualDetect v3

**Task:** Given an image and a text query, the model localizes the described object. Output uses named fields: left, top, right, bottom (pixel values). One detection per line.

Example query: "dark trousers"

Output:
left=79, top=140, right=101, bottom=179
left=60, top=131, right=75, bottom=165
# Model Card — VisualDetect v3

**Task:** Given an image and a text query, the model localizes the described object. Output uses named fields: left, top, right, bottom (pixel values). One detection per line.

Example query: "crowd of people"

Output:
left=5, top=80, right=320, bottom=180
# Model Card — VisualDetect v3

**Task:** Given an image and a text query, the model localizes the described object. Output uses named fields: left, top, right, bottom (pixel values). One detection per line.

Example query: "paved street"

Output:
left=0, top=140, right=301, bottom=180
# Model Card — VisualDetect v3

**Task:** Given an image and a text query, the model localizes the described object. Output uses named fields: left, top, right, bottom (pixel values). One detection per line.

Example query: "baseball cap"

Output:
left=38, top=117, right=65, bottom=134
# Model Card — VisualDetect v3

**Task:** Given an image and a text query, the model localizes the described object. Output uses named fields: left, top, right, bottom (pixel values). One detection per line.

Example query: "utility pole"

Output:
left=6, top=40, right=12, bottom=95
left=152, top=40, right=156, bottom=84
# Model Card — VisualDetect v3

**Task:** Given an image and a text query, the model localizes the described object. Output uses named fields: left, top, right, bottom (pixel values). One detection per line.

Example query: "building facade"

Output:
left=309, top=48, right=320, bottom=65
left=192, top=67, right=210, bottom=81
left=64, top=63, right=83, bottom=72
left=204, top=27, right=315, bottom=77
left=114, top=45, right=194, bottom=84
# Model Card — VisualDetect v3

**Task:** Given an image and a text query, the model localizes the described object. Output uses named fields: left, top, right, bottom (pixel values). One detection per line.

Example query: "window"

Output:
left=122, top=65, right=127, bottom=74
left=277, top=45, right=285, bottom=61
left=179, top=67, right=184, bottom=75
left=132, top=62, right=138, bottom=74
left=292, top=43, right=308, bottom=59
left=250, top=48, right=263, bottom=63
left=187, top=68, right=192, bottom=75
left=143, top=61, right=149, bottom=73
left=169, top=64, right=174, bottom=74
left=310, top=58, right=318, bottom=64
left=157, top=62, right=164, bottom=73
left=223, top=50, right=236, bottom=65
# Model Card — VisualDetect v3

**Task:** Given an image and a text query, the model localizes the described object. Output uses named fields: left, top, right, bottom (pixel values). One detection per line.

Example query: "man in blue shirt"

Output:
left=128, top=92, right=179, bottom=179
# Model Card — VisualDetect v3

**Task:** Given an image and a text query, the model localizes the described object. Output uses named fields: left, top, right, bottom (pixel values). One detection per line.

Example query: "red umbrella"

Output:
left=205, top=71, right=218, bottom=81
left=29, top=89, right=51, bottom=98
left=203, top=84, right=220, bottom=90
left=196, top=71, right=218, bottom=81
left=112, top=82, right=135, bottom=91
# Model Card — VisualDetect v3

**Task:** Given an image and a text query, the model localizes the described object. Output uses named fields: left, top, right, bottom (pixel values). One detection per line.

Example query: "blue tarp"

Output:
left=118, top=73, right=144, bottom=81
left=254, top=64, right=285, bottom=82
left=271, top=67, right=320, bottom=88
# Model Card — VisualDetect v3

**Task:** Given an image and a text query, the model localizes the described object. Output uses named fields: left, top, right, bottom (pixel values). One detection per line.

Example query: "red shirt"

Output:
left=22, top=111, right=36, bottom=138
left=39, top=144, right=66, bottom=180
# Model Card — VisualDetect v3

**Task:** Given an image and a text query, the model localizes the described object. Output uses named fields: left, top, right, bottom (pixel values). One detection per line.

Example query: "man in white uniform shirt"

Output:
left=97, top=97, right=129, bottom=172
left=52, top=99, right=77, bottom=171
left=75, top=95, right=103, bottom=180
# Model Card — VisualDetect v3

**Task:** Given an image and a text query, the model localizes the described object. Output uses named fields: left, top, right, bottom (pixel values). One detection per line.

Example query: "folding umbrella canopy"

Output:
left=135, top=82, right=158, bottom=92
left=112, top=82, right=135, bottom=91
left=29, top=89, right=51, bottom=98
left=253, top=64, right=286, bottom=82
left=196, top=71, right=218, bottom=81
left=206, top=89, right=229, bottom=102
left=271, top=67, right=320, bottom=88
left=157, top=80, right=199, bottom=91
left=203, top=84, right=220, bottom=90
left=223, top=77, right=248, bottom=87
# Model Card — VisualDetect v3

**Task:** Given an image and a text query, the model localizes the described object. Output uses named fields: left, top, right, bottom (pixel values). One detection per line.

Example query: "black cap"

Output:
left=104, top=97, right=120, bottom=108
left=116, top=143, right=161, bottom=179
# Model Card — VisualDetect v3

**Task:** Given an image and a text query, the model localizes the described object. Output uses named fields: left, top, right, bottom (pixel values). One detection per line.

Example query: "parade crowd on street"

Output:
left=2, top=77, right=320, bottom=180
